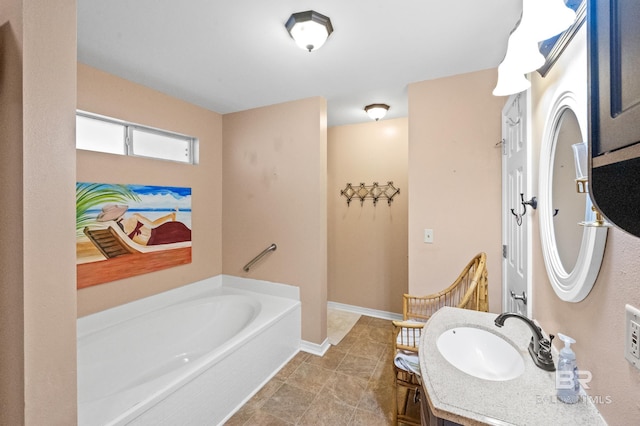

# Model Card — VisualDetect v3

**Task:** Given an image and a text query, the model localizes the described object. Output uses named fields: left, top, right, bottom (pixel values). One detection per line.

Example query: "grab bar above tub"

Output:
left=243, top=243, right=277, bottom=272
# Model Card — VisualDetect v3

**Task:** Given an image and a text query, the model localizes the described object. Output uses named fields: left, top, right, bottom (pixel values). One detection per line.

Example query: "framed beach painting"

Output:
left=76, top=182, right=192, bottom=288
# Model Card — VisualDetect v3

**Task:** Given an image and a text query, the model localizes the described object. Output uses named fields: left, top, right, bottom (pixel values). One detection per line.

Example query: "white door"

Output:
left=501, top=92, right=532, bottom=317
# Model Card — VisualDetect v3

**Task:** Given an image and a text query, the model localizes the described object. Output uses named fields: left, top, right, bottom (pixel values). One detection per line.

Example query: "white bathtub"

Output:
left=77, top=275, right=301, bottom=426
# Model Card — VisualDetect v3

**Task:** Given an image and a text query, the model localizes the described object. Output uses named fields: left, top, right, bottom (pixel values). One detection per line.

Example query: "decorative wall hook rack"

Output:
left=340, top=181, right=400, bottom=206
left=511, top=193, right=537, bottom=226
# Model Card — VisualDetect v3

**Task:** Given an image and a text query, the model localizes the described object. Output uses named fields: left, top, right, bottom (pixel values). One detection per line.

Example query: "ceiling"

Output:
left=77, top=0, right=522, bottom=127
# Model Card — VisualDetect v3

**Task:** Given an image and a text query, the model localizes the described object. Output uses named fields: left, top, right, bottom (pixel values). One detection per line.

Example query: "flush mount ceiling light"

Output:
left=364, top=104, right=390, bottom=121
left=285, top=10, right=333, bottom=52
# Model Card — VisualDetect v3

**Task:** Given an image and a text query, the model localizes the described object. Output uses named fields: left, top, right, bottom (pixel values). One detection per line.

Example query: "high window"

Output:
left=76, top=111, right=198, bottom=164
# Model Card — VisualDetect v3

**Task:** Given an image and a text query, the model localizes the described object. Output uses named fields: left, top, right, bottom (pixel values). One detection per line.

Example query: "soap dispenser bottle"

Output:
left=556, top=333, right=580, bottom=404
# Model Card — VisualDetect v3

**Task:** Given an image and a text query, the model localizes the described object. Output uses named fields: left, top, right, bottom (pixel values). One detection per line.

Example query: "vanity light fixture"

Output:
left=285, top=10, right=333, bottom=52
left=528, top=0, right=577, bottom=42
left=502, top=24, right=545, bottom=75
left=492, top=17, right=542, bottom=96
left=492, top=62, right=531, bottom=96
left=364, top=104, right=390, bottom=121
left=492, top=23, right=541, bottom=96
left=493, top=0, right=576, bottom=96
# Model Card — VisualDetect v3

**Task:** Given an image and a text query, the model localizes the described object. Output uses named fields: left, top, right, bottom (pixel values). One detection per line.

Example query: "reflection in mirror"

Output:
left=551, top=109, right=585, bottom=273
left=539, top=91, right=607, bottom=303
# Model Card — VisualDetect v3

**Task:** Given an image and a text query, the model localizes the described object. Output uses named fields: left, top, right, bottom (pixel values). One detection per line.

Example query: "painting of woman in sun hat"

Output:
left=96, top=203, right=191, bottom=246
left=76, top=182, right=192, bottom=289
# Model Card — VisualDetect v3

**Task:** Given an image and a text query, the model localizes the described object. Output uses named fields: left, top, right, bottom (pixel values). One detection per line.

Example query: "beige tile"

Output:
left=273, top=352, right=307, bottom=381
left=347, top=335, right=386, bottom=361
left=230, top=316, right=400, bottom=426
left=368, top=325, right=393, bottom=344
left=370, top=358, right=396, bottom=387
left=225, top=403, right=256, bottom=426
left=290, top=351, right=311, bottom=363
left=380, top=344, right=396, bottom=362
left=335, top=332, right=359, bottom=351
left=249, top=379, right=284, bottom=408
left=336, top=353, right=379, bottom=380
left=367, top=317, right=392, bottom=329
left=322, top=371, right=369, bottom=407
left=350, top=407, right=392, bottom=426
left=298, top=393, right=355, bottom=426
left=228, top=380, right=286, bottom=425
left=286, top=362, right=333, bottom=394
left=357, top=381, right=395, bottom=421
left=355, top=316, right=372, bottom=326
left=348, top=323, right=370, bottom=336
left=245, top=409, right=294, bottom=425
left=261, top=383, right=316, bottom=424
left=306, top=345, right=347, bottom=371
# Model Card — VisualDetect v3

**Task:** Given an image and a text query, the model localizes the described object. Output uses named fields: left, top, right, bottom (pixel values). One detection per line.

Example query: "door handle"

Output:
left=510, top=290, right=527, bottom=305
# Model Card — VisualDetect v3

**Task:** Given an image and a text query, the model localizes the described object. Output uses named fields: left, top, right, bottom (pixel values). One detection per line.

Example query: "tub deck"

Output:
left=77, top=275, right=301, bottom=426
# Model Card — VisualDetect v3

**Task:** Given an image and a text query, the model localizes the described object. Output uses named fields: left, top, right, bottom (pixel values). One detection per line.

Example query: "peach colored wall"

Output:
left=0, top=0, right=78, bottom=424
left=0, top=3, right=25, bottom=423
left=530, top=26, right=640, bottom=424
left=76, top=64, right=223, bottom=316
left=328, top=118, right=408, bottom=314
left=407, top=70, right=503, bottom=312
left=222, top=98, right=328, bottom=345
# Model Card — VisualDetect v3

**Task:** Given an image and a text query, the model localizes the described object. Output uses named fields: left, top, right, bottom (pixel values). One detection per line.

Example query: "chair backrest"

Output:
left=403, top=252, right=488, bottom=322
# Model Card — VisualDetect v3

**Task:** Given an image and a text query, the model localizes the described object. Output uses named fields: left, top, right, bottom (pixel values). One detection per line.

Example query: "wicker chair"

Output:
left=392, top=252, right=489, bottom=426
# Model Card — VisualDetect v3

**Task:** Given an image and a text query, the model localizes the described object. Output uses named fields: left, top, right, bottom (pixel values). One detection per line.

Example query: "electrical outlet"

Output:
left=424, top=229, right=434, bottom=244
left=625, top=304, right=640, bottom=370
left=631, top=320, right=640, bottom=358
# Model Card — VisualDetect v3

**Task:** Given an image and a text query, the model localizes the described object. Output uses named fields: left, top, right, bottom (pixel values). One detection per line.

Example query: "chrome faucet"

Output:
left=494, top=312, right=555, bottom=371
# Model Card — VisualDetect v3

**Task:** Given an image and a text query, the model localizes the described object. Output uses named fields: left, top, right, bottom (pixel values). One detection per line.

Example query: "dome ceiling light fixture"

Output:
left=285, top=10, right=333, bottom=52
left=364, top=104, right=390, bottom=121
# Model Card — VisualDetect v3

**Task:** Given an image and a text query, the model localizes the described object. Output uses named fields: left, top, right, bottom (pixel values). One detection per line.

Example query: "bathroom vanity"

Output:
left=418, top=307, right=606, bottom=425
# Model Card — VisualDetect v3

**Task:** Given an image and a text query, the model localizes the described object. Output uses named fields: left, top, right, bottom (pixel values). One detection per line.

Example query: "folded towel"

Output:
left=394, top=351, right=421, bottom=375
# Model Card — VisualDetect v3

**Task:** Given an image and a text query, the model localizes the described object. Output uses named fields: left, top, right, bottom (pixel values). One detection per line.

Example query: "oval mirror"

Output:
left=539, top=91, right=607, bottom=302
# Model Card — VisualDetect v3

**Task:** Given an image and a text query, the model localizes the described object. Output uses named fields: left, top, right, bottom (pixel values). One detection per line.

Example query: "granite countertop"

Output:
left=418, top=307, right=606, bottom=426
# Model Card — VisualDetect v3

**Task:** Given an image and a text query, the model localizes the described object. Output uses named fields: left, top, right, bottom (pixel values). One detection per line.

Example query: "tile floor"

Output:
left=227, top=315, right=419, bottom=425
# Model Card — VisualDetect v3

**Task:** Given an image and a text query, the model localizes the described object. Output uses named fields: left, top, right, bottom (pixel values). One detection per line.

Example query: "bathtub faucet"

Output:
left=494, top=312, right=555, bottom=371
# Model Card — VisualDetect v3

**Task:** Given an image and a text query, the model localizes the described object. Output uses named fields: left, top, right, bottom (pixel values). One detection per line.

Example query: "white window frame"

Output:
left=76, top=110, right=198, bottom=164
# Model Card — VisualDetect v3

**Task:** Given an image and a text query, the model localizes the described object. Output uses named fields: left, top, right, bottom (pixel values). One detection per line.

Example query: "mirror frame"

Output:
left=539, top=91, right=607, bottom=302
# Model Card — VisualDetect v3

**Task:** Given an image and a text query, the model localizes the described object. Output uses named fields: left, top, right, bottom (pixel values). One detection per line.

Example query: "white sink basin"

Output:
left=436, top=327, right=525, bottom=381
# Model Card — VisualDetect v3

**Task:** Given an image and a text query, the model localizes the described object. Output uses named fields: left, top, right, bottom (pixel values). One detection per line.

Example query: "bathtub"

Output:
left=77, top=275, right=301, bottom=425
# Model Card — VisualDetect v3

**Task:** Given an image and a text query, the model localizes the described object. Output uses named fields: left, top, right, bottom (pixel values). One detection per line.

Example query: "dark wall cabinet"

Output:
left=588, top=0, right=640, bottom=237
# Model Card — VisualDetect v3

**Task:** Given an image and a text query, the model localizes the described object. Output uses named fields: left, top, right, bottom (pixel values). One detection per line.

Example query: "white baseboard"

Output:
left=327, top=301, right=403, bottom=321
left=300, top=338, right=330, bottom=356
left=301, top=302, right=402, bottom=357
